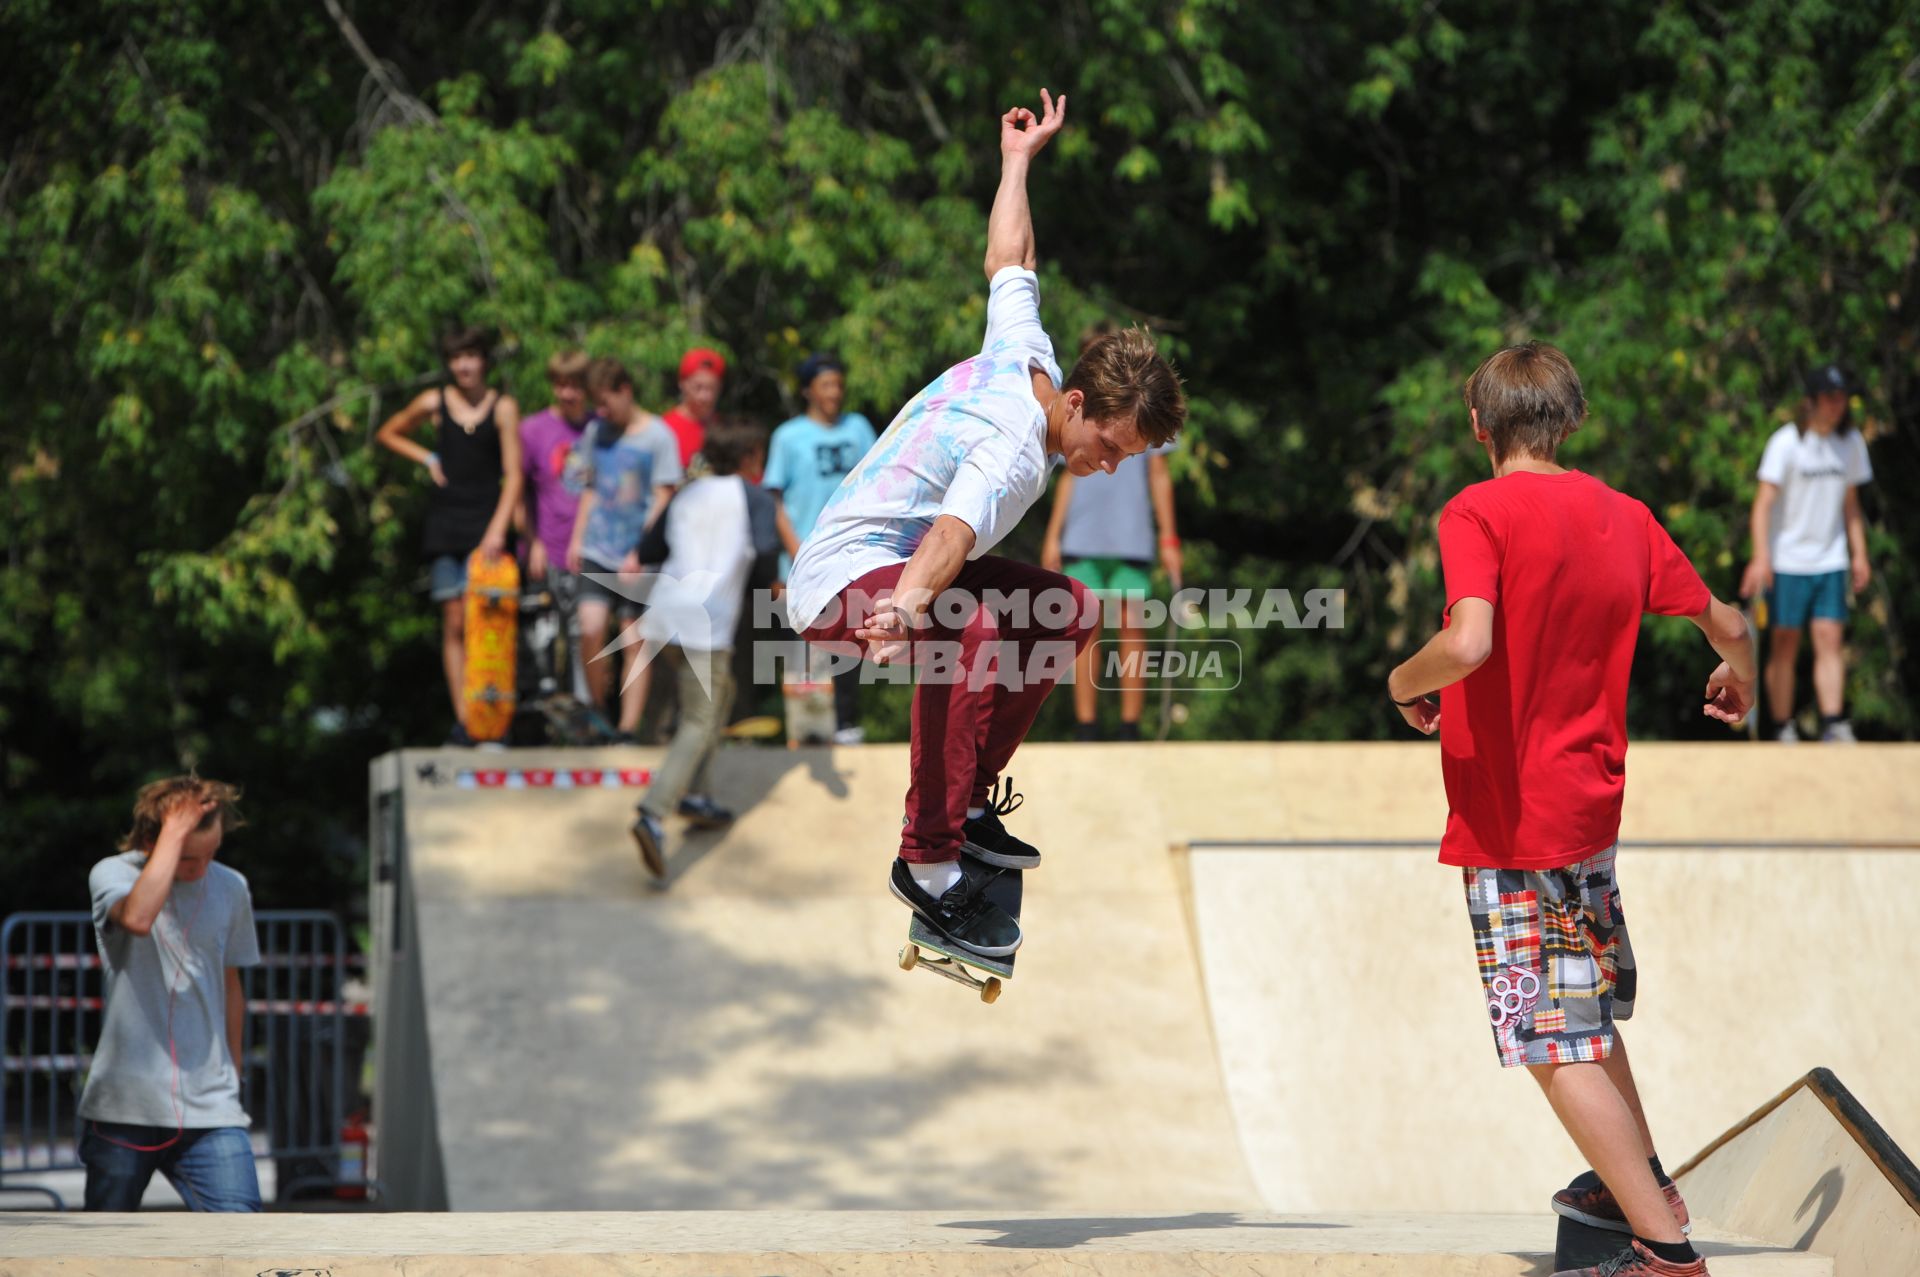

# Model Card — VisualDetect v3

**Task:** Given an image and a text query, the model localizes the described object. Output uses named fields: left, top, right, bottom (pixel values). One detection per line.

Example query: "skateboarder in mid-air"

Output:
left=786, top=89, right=1187, bottom=959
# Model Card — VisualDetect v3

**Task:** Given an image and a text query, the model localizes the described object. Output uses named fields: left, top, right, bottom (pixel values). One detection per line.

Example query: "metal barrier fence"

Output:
left=1, top=909, right=367, bottom=1209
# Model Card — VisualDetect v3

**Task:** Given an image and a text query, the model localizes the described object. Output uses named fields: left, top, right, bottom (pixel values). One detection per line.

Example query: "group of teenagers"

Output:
left=372, top=334, right=883, bottom=873
left=77, top=92, right=1877, bottom=1277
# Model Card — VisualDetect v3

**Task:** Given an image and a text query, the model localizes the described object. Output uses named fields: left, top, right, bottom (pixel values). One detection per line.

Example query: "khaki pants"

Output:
left=641, top=645, right=736, bottom=818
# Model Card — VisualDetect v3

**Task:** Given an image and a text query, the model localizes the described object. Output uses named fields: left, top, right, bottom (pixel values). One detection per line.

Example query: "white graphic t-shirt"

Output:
left=1756, top=424, right=1873, bottom=574
left=784, top=266, right=1063, bottom=630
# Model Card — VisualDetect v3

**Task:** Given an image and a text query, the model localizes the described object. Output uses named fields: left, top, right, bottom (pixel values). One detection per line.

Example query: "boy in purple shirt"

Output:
left=519, top=349, right=595, bottom=586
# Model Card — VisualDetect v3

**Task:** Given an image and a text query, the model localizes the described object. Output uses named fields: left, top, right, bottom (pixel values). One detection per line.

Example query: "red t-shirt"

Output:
left=1435, top=471, right=1711, bottom=870
left=661, top=409, right=705, bottom=469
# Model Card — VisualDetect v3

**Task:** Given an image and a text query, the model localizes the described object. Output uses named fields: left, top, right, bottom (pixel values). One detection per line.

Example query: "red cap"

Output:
left=679, top=347, right=727, bottom=381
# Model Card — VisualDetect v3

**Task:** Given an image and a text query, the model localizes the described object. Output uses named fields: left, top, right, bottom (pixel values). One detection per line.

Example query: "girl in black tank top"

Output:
left=374, top=327, right=525, bottom=741
left=420, top=385, right=504, bottom=560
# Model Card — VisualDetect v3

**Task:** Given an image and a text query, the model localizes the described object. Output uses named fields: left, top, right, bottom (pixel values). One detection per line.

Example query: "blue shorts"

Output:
left=428, top=554, right=468, bottom=603
left=1769, top=570, right=1847, bottom=629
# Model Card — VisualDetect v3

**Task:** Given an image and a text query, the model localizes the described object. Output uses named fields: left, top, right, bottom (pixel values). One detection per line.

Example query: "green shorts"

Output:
left=1063, top=556, right=1153, bottom=602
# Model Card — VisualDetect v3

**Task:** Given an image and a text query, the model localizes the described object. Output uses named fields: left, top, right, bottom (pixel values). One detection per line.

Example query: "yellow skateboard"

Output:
left=462, top=550, right=520, bottom=742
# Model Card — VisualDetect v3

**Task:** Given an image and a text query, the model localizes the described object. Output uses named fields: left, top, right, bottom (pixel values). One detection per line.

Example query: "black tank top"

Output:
left=421, top=387, right=504, bottom=560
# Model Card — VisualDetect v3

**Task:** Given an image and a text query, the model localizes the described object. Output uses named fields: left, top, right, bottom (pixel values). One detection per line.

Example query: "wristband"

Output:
left=1161, top=536, right=1182, bottom=547
left=1391, top=693, right=1425, bottom=708
left=423, top=451, right=440, bottom=470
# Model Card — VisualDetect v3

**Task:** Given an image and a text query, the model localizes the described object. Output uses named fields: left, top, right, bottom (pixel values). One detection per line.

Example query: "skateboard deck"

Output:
left=462, top=550, right=520, bottom=742
left=898, top=865, right=1022, bottom=1002
left=725, top=714, right=785, bottom=741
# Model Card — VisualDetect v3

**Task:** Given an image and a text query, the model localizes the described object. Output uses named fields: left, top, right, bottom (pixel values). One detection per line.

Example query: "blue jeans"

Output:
left=80, top=1122, right=262, bottom=1211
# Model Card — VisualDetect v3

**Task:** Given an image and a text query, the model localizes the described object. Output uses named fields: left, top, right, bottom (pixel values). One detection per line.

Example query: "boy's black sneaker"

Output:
left=630, top=808, right=668, bottom=880
left=445, top=722, right=476, bottom=747
left=889, top=858, right=1022, bottom=957
left=678, top=794, right=735, bottom=829
left=961, top=778, right=1040, bottom=869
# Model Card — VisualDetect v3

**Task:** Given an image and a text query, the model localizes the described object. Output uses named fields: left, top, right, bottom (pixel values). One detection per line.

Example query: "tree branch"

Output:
left=320, top=0, right=436, bottom=128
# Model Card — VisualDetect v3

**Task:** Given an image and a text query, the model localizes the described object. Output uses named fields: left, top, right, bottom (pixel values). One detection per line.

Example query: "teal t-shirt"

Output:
left=763, top=412, right=877, bottom=576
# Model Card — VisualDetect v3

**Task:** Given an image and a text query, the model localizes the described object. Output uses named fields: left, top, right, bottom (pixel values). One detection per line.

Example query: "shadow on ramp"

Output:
left=940, top=1212, right=1343, bottom=1248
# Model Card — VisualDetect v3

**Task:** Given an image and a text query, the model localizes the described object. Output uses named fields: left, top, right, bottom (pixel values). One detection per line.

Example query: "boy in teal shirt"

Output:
left=765, top=353, right=877, bottom=742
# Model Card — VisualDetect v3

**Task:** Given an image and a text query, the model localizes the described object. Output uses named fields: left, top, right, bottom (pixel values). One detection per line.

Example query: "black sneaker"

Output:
left=889, top=858, right=1022, bottom=957
left=630, top=808, right=668, bottom=880
left=678, top=794, right=735, bottom=829
left=1114, top=720, right=1142, bottom=742
left=961, top=778, right=1040, bottom=870
left=445, top=722, right=476, bottom=747
left=1073, top=720, right=1102, bottom=742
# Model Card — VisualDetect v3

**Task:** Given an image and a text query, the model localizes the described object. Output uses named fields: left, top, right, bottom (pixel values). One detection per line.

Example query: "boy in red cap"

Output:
left=662, top=348, right=726, bottom=469
left=1388, top=342, right=1757, bottom=1277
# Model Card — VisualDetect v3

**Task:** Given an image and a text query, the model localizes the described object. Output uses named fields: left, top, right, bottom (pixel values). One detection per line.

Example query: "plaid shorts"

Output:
left=1462, top=844, right=1637, bottom=1068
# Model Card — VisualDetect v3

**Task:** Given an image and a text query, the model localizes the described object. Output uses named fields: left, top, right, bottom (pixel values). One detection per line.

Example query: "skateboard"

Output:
left=462, top=550, right=521, bottom=742
left=897, top=866, right=1022, bottom=1003
left=724, top=714, right=785, bottom=741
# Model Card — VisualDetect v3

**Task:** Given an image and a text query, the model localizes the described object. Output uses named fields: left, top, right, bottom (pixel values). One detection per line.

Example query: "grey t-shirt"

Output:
left=1059, top=444, right=1174, bottom=563
left=78, top=853, right=261, bottom=1129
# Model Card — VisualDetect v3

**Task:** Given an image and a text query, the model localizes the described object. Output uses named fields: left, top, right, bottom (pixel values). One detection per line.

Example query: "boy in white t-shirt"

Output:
left=786, top=90, right=1187, bottom=959
left=1739, top=363, right=1874, bottom=742
left=628, top=420, right=780, bottom=881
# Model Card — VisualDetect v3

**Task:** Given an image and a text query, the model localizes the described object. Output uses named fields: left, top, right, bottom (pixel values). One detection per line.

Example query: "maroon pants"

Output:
left=800, top=556, right=1099, bottom=862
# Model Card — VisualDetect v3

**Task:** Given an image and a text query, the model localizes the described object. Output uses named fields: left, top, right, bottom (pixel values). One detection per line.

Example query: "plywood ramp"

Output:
left=1676, top=1069, right=1920, bottom=1277
left=364, top=742, right=1919, bottom=1223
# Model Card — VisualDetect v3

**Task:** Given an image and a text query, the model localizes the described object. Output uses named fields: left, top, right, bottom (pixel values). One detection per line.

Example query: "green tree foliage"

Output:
left=2, top=0, right=1914, bottom=911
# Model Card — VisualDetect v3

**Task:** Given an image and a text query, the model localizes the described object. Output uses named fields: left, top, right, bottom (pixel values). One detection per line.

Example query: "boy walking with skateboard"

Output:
left=1388, top=343, right=1757, bottom=1277
left=786, top=89, right=1186, bottom=959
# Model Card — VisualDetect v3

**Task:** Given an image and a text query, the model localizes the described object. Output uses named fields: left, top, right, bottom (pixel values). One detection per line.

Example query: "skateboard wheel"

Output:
left=980, top=977, right=1002, bottom=1004
left=898, top=944, right=919, bottom=971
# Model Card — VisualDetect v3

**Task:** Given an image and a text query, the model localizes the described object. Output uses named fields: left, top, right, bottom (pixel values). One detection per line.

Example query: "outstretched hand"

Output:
left=1001, top=88, right=1067, bottom=160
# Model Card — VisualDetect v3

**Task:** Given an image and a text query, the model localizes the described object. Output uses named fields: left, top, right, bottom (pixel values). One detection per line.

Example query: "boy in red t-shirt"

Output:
left=1388, top=343, right=1757, bottom=1277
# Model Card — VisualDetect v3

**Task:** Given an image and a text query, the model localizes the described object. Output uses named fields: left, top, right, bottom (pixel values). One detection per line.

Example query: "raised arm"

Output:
left=983, top=89, right=1067, bottom=281
left=108, top=797, right=217, bottom=937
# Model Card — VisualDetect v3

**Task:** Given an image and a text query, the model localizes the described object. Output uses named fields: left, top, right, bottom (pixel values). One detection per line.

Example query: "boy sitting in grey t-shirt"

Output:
left=79, top=774, right=262, bottom=1211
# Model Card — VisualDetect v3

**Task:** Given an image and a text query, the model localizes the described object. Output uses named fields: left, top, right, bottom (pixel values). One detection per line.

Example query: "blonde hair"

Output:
left=119, top=774, right=245, bottom=851
left=546, top=349, right=591, bottom=386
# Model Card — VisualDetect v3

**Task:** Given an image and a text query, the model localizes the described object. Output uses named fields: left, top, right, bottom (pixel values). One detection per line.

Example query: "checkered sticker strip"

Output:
left=1461, top=844, right=1636, bottom=1068
left=455, top=768, right=652, bottom=789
